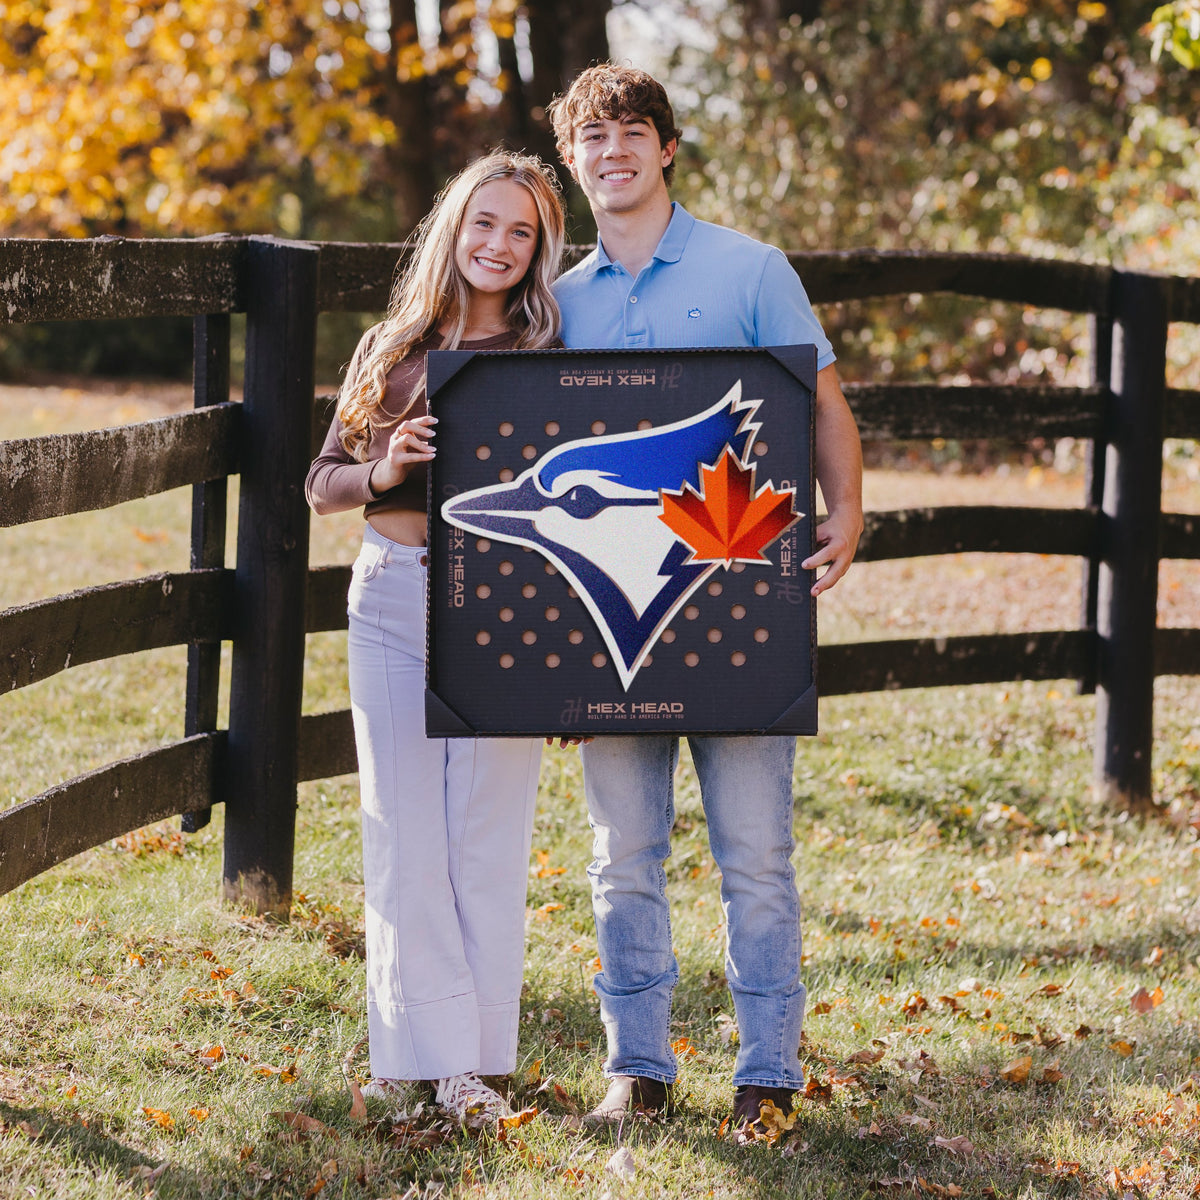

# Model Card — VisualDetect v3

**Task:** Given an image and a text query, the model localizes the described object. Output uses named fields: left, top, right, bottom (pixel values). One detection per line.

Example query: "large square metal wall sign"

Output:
left=425, top=347, right=817, bottom=737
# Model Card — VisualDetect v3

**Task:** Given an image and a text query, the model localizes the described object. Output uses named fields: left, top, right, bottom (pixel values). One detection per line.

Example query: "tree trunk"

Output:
left=384, top=0, right=437, bottom=235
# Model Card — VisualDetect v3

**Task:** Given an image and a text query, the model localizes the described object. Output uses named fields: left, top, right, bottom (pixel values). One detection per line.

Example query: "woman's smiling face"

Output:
left=455, top=179, right=540, bottom=303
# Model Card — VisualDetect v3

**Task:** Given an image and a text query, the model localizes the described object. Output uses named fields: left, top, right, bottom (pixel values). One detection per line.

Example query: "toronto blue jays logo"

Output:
left=441, top=382, right=802, bottom=690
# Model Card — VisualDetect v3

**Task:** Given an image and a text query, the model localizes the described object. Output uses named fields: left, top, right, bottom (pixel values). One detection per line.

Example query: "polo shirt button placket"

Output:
left=623, top=282, right=647, bottom=345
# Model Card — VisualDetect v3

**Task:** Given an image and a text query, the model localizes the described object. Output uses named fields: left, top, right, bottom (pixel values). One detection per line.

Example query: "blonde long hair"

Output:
left=337, top=151, right=566, bottom=461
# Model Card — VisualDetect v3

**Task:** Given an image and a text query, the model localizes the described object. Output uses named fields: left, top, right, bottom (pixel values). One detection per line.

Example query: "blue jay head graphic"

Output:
left=442, top=381, right=797, bottom=690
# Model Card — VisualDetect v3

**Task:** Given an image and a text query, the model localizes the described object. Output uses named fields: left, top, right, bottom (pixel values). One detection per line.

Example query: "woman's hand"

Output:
left=371, top=415, right=437, bottom=494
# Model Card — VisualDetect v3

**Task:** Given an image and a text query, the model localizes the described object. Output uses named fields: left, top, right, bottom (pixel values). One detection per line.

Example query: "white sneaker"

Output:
left=434, top=1073, right=512, bottom=1126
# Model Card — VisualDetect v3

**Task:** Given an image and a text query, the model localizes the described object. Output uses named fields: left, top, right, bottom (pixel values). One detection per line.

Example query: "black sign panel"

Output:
left=425, top=347, right=817, bottom=737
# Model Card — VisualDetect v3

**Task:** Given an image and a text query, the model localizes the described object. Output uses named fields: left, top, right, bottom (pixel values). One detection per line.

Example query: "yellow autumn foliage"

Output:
left=0, top=0, right=398, bottom=237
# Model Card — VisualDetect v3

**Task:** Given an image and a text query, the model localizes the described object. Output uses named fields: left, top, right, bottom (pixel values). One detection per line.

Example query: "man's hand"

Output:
left=810, top=364, right=864, bottom=596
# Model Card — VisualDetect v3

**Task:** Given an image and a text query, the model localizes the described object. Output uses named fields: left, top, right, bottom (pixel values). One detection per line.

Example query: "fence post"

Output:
left=182, top=312, right=231, bottom=835
left=1093, top=270, right=1169, bottom=813
left=1076, top=309, right=1112, bottom=697
left=222, top=238, right=319, bottom=917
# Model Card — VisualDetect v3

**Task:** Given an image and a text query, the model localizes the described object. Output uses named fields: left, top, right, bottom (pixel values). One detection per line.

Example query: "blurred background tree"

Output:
left=646, top=0, right=1200, bottom=402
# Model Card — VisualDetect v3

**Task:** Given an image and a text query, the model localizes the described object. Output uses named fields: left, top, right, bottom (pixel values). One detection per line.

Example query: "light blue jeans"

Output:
left=581, top=734, right=805, bottom=1088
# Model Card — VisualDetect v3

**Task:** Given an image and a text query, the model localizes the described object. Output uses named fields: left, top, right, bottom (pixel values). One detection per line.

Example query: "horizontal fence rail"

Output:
left=0, top=734, right=225, bottom=895
left=0, top=404, right=242, bottom=526
left=0, top=569, right=233, bottom=693
left=820, top=630, right=1093, bottom=696
left=1, top=236, right=1197, bottom=911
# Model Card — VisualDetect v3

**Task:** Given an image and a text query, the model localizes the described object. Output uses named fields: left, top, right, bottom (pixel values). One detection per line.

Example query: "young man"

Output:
left=547, top=64, right=864, bottom=1136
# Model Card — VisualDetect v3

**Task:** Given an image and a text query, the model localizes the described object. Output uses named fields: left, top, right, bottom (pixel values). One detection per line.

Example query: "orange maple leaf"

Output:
left=658, top=449, right=800, bottom=565
left=142, top=1106, right=175, bottom=1131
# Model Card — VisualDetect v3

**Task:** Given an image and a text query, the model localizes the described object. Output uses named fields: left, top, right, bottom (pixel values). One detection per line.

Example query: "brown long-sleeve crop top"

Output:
left=305, top=326, right=521, bottom=519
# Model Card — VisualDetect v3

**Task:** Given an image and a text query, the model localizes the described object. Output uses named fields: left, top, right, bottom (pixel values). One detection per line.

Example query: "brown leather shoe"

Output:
left=584, top=1075, right=673, bottom=1124
left=731, top=1084, right=796, bottom=1142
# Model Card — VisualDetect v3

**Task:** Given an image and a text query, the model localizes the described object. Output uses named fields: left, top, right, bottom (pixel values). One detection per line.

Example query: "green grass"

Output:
left=5, top=397, right=1200, bottom=1196
left=3, top=678, right=1200, bottom=1198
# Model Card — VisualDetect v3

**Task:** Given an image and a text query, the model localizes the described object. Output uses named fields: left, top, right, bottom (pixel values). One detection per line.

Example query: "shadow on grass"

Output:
left=528, top=1028, right=1188, bottom=1199
left=0, top=1100, right=208, bottom=1192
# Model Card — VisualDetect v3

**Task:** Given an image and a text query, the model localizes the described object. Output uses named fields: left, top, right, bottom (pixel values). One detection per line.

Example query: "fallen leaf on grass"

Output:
left=1110, top=1039, right=1136, bottom=1057
left=498, top=1106, right=540, bottom=1133
left=347, top=1080, right=367, bottom=1122
left=1025, top=1158, right=1081, bottom=1178
left=16, top=1120, right=41, bottom=1140
left=1034, top=982, right=1068, bottom=996
left=1040, top=1061, right=1065, bottom=1084
left=898, top=1051, right=940, bottom=1076
left=142, top=1107, right=175, bottom=1131
left=254, top=1062, right=299, bottom=1083
left=672, top=1036, right=699, bottom=1058
left=1107, top=1162, right=1161, bottom=1192
left=605, top=1147, right=637, bottom=1182
left=188, top=1107, right=210, bottom=1122
left=917, top=1179, right=963, bottom=1197
left=1131, top=986, right=1164, bottom=1013
left=899, top=1113, right=933, bottom=1131
left=533, top=849, right=567, bottom=878
left=270, top=1111, right=339, bottom=1139
left=386, top=1121, right=452, bottom=1151
left=932, top=1135, right=975, bottom=1157
left=848, top=1048, right=886, bottom=1065
left=999, top=1055, right=1033, bottom=1084
left=758, top=1099, right=798, bottom=1137
left=131, top=1164, right=168, bottom=1183
left=198, top=1045, right=225, bottom=1069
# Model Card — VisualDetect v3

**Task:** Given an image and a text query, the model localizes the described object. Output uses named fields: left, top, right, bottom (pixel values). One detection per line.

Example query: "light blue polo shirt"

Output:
left=554, top=202, right=835, bottom=367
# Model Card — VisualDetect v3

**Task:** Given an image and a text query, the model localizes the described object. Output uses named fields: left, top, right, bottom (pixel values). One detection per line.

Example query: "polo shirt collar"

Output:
left=651, top=202, right=693, bottom=264
left=591, top=202, right=695, bottom=274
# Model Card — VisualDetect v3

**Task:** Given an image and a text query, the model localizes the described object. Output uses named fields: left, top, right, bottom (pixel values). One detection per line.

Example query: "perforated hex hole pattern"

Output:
left=426, top=348, right=817, bottom=735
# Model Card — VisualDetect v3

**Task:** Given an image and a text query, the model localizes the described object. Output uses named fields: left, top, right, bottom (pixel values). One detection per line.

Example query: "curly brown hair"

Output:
left=547, top=64, right=683, bottom=186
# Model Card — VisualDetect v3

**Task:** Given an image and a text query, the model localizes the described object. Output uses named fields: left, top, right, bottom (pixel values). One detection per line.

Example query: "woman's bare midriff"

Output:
left=368, top=510, right=427, bottom=547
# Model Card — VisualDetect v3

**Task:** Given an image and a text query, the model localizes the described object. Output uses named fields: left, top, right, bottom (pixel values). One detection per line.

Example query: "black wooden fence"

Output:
left=1, top=237, right=1197, bottom=915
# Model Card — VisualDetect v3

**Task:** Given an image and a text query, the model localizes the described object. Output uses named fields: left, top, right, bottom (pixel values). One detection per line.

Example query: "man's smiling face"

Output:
left=566, top=115, right=677, bottom=220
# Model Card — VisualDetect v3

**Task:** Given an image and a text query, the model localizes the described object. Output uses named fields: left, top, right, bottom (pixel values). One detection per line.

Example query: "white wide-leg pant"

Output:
left=347, top=525, right=541, bottom=1080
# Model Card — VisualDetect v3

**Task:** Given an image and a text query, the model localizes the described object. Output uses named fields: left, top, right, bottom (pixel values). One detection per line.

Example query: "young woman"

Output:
left=306, top=151, right=565, bottom=1125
